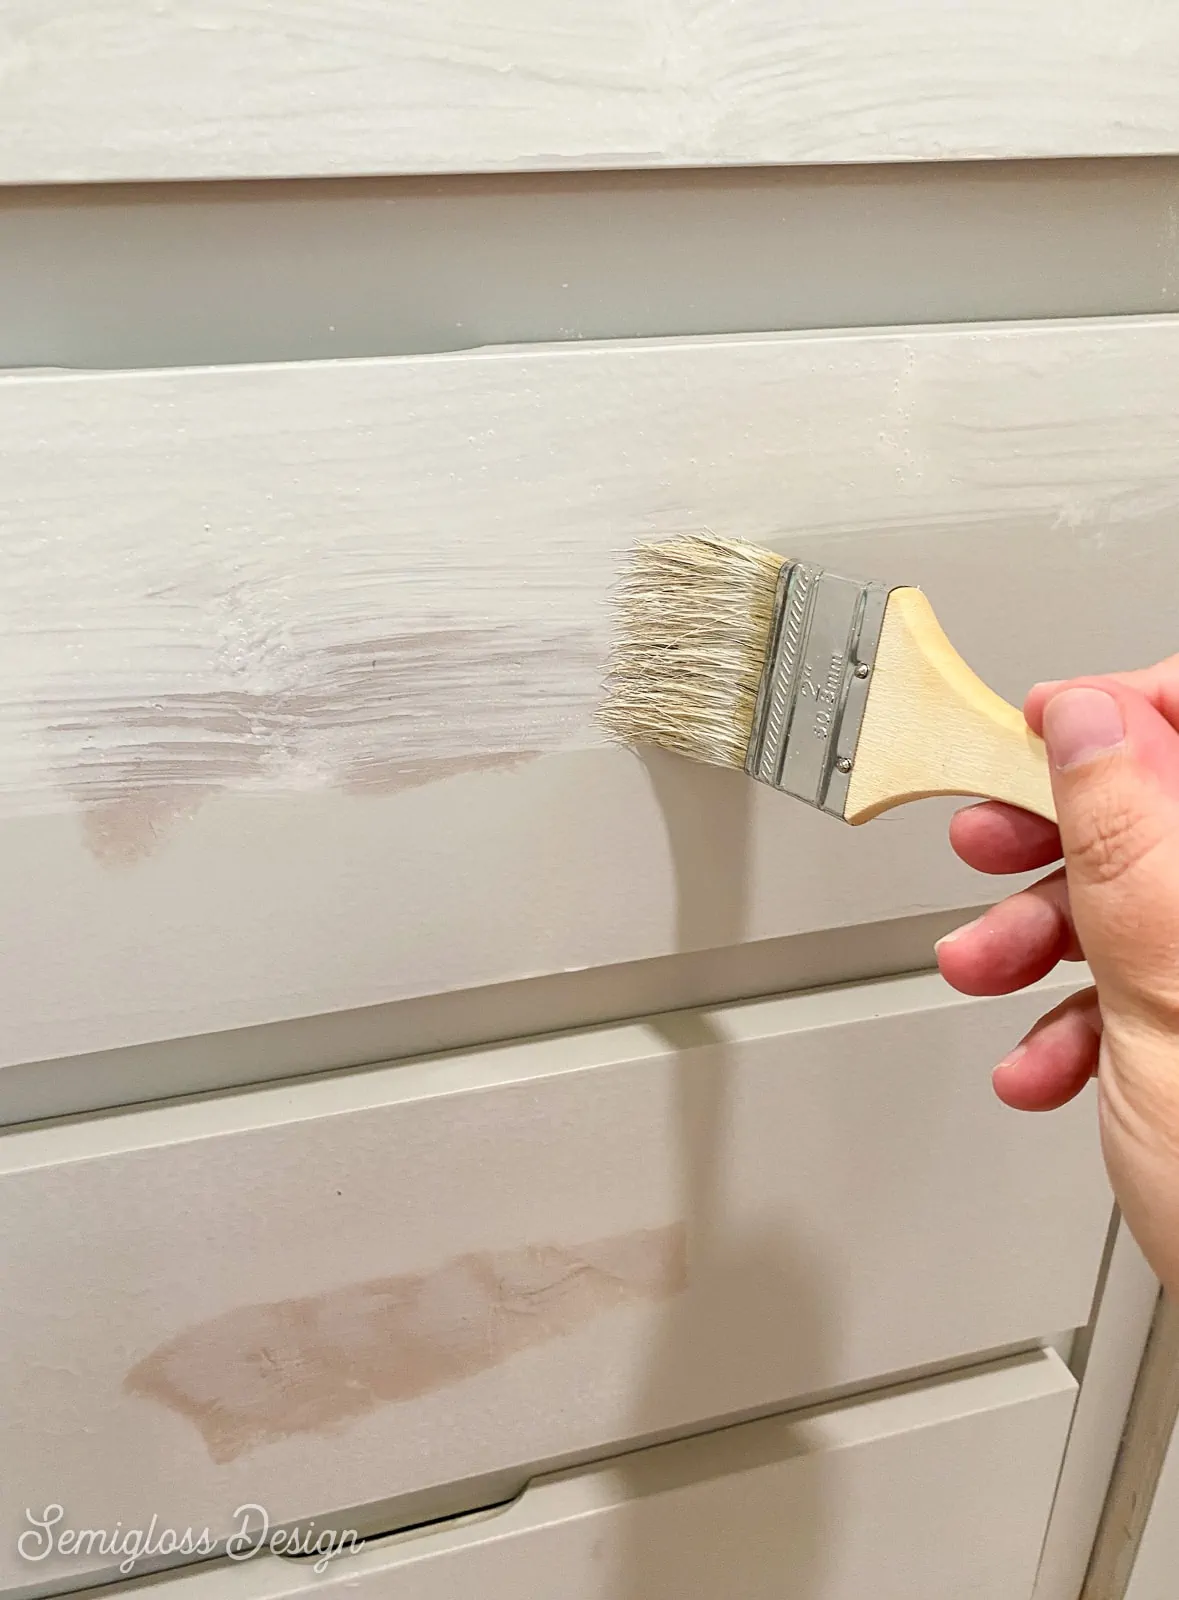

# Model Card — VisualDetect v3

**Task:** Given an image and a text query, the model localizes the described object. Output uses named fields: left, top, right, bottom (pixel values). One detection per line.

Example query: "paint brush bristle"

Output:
left=598, top=534, right=786, bottom=769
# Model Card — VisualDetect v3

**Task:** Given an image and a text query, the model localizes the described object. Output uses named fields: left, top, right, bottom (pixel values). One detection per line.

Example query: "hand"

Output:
left=936, top=662, right=1179, bottom=1298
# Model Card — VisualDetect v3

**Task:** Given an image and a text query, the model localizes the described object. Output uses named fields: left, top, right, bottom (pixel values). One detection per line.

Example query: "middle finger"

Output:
left=949, top=800, right=1063, bottom=875
left=935, top=868, right=1083, bottom=996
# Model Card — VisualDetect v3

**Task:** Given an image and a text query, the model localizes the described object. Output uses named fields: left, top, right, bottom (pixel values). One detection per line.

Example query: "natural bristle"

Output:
left=598, top=534, right=786, bottom=770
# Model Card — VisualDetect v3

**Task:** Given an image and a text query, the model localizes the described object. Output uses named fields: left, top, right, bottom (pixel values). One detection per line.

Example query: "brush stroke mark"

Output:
left=124, top=1223, right=687, bottom=1463
left=13, top=320, right=1175, bottom=871
left=40, top=625, right=602, bottom=861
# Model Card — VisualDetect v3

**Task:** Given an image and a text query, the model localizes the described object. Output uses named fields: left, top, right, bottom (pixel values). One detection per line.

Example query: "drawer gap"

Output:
left=4, top=157, right=1179, bottom=371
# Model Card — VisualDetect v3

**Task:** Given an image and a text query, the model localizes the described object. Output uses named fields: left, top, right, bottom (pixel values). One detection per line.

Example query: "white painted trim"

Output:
left=1034, top=1219, right=1160, bottom=1600
left=1082, top=1294, right=1179, bottom=1598
left=1124, top=1363, right=1179, bottom=1598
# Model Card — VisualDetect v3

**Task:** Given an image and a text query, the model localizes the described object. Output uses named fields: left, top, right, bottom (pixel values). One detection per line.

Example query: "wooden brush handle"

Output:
left=843, top=587, right=1056, bottom=826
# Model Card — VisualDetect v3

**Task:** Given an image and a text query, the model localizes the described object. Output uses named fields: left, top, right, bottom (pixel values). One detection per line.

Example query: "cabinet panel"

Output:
left=25, top=1352, right=1077, bottom=1599
left=3, top=4, right=1179, bottom=182
left=1, top=319, right=1177, bottom=1066
left=0, top=972, right=1107, bottom=1592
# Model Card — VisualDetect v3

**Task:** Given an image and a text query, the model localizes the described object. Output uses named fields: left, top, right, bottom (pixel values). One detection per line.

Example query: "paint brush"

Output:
left=599, top=535, right=1055, bottom=825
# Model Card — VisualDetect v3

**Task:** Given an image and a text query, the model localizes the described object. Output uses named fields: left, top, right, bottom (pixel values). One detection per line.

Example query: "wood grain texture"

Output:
left=78, top=1352, right=1077, bottom=1600
left=0, top=972, right=1109, bottom=1592
left=4, top=3, right=1179, bottom=183
left=845, top=587, right=1055, bottom=823
left=3, top=317, right=1179, bottom=1066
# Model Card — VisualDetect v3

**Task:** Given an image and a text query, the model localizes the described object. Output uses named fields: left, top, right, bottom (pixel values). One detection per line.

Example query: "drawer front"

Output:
left=2, top=5, right=1179, bottom=183
left=35, top=1351, right=1077, bottom=1599
left=1, top=317, right=1177, bottom=1069
left=0, top=972, right=1107, bottom=1592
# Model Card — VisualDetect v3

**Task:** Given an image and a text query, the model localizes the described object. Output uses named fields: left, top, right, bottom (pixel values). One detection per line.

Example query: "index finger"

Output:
left=1025, top=655, right=1179, bottom=734
left=949, top=800, right=1062, bottom=875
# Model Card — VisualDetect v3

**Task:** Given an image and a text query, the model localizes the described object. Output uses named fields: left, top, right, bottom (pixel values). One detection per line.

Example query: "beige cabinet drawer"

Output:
left=2, top=4, right=1178, bottom=183
left=0, top=971, right=1107, bottom=1593
left=46, top=1350, right=1076, bottom=1600
left=2, top=316, right=1177, bottom=1074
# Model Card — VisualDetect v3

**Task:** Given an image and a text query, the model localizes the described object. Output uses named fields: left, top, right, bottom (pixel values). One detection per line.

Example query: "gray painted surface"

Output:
left=0, top=908, right=978, bottom=1127
left=4, top=158, right=1179, bottom=370
left=0, top=978, right=1098, bottom=1594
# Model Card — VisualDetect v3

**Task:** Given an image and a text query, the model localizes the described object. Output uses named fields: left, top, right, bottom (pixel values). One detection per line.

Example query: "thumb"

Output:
left=1037, top=682, right=1179, bottom=1029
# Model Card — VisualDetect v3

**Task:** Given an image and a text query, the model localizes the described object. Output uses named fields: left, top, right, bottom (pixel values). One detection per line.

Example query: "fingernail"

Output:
left=935, top=916, right=981, bottom=952
left=1042, top=687, right=1125, bottom=771
left=993, top=1044, right=1026, bottom=1077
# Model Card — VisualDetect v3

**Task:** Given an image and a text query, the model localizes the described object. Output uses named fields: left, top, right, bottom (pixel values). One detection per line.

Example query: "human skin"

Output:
left=935, top=665, right=1179, bottom=1299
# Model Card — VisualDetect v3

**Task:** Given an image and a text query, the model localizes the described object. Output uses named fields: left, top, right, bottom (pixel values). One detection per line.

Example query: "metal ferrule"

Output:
left=744, top=561, right=895, bottom=818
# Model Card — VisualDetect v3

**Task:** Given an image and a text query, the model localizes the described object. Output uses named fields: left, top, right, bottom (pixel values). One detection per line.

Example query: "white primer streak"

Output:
left=3, top=322, right=1179, bottom=843
left=0, top=356, right=625, bottom=826
left=4, top=0, right=1179, bottom=182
